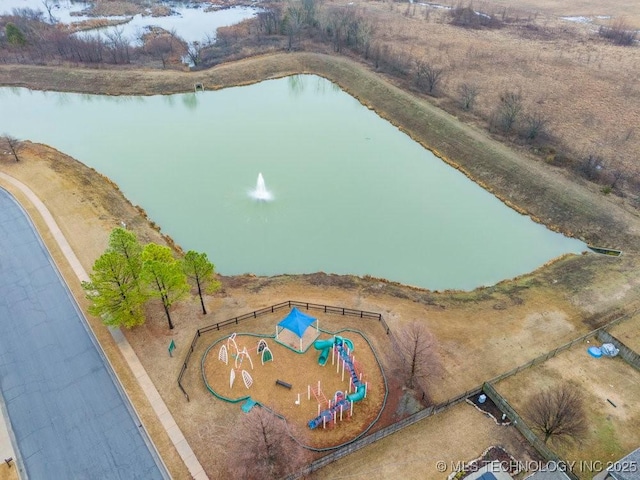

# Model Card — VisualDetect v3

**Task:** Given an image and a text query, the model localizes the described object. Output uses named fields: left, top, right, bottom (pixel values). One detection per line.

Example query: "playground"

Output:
left=201, top=308, right=387, bottom=449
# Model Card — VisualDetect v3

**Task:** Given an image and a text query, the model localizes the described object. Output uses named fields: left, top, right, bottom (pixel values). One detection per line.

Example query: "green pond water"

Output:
left=0, top=75, right=584, bottom=290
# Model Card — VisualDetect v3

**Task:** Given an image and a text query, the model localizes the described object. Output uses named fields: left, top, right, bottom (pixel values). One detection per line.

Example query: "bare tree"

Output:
left=284, top=1, right=305, bottom=51
left=356, top=16, right=374, bottom=58
left=104, top=27, right=130, bottom=64
left=323, top=7, right=349, bottom=53
left=185, top=41, right=205, bottom=67
left=2, top=135, right=20, bottom=162
left=226, top=407, right=309, bottom=479
left=576, top=154, right=604, bottom=182
left=257, top=6, right=283, bottom=35
left=145, top=34, right=174, bottom=68
left=415, top=60, right=444, bottom=96
left=495, top=90, right=523, bottom=132
left=42, top=0, right=57, bottom=24
left=392, top=322, right=439, bottom=401
left=459, top=82, right=479, bottom=110
left=525, top=384, right=587, bottom=445
left=521, top=111, right=548, bottom=141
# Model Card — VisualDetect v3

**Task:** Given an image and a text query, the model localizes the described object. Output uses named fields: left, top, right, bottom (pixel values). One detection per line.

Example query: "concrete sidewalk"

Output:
left=0, top=172, right=207, bottom=480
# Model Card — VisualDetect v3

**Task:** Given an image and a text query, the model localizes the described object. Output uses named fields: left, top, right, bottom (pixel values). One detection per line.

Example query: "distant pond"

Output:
left=0, top=75, right=584, bottom=290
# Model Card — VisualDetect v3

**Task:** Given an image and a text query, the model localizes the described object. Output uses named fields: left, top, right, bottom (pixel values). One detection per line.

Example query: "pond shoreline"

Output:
left=1, top=52, right=638, bottom=253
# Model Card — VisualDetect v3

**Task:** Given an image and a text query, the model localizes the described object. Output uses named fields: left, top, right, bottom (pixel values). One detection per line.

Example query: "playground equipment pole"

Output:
left=332, top=345, right=335, bottom=366
left=333, top=411, right=337, bottom=425
left=340, top=404, right=343, bottom=421
left=341, top=360, right=345, bottom=382
left=350, top=400, right=354, bottom=417
left=307, top=384, right=310, bottom=401
left=365, top=382, right=368, bottom=398
left=318, top=404, right=321, bottom=416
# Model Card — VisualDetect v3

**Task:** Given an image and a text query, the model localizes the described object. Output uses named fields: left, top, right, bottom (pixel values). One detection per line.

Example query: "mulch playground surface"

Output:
left=202, top=330, right=386, bottom=449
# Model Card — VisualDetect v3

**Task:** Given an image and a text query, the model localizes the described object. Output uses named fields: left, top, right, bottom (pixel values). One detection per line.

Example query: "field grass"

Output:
left=607, top=313, right=640, bottom=353
left=351, top=0, right=640, bottom=197
left=463, top=0, right=640, bottom=26
left=495, top=342, right=640, bottom=478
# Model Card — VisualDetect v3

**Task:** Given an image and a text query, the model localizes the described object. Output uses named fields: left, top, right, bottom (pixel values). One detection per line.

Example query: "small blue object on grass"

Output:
left=242, top=398, right=257, bottom=413
left=588, top=346, right=602, bottom=358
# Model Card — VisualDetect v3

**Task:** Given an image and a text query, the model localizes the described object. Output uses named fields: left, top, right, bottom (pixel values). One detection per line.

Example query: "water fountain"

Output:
left=250, top=173, right=273, bottom=201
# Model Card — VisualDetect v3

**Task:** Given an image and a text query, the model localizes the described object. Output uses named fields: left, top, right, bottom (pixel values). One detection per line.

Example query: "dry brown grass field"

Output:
left=608, top=313, right=640, bottom=353
left=495, top=342, right=640, bottom=478
left=469, top=0, right=640, bottom=26
left=343, top=0, right=640, bottom=194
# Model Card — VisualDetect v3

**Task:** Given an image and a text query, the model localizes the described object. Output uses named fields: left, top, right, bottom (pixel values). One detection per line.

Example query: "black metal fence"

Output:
left=177, top=300, right=390, bottom=401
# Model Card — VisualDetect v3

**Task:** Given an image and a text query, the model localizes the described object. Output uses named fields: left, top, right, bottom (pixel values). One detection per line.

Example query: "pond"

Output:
left=0, top=75, right=584, bottom=290
left=1, top=0, right=259, bottom=44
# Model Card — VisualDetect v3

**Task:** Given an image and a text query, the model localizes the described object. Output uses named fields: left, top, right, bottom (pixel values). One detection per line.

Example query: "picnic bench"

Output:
left=275, top=379, right=292, bottom=389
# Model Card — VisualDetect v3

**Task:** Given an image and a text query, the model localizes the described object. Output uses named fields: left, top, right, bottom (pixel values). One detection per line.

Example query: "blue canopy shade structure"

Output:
left=275, top=307, right=319, bottom=352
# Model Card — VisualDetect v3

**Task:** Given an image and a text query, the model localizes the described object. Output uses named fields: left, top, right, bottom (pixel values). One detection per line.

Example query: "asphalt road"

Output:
left=0, top=188, right=167, bottom=480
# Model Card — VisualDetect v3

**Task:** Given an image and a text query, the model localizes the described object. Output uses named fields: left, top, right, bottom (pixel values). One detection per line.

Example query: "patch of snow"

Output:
left=561, top=15, right=611, bottom=24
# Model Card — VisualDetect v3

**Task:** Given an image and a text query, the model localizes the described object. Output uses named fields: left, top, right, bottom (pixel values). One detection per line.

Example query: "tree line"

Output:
left=82, top=227, right=220, bottom=330
left=0, top=7, right=186, bottom=66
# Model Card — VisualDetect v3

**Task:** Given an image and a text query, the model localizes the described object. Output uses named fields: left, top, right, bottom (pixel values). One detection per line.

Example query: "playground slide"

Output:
left=313, top=338, right=335, bottom=351
left=317, top=347, right=330, bottom=366
left=347, top=384, right=366, bottom=403
left=313, top=337, right=355, bottom=354
left=314, top=336, right=354, bottom=366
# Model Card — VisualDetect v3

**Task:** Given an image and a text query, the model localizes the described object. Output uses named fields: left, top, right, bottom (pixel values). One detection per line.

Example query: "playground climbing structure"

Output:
left=308, top=336, right=368, bottom=429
